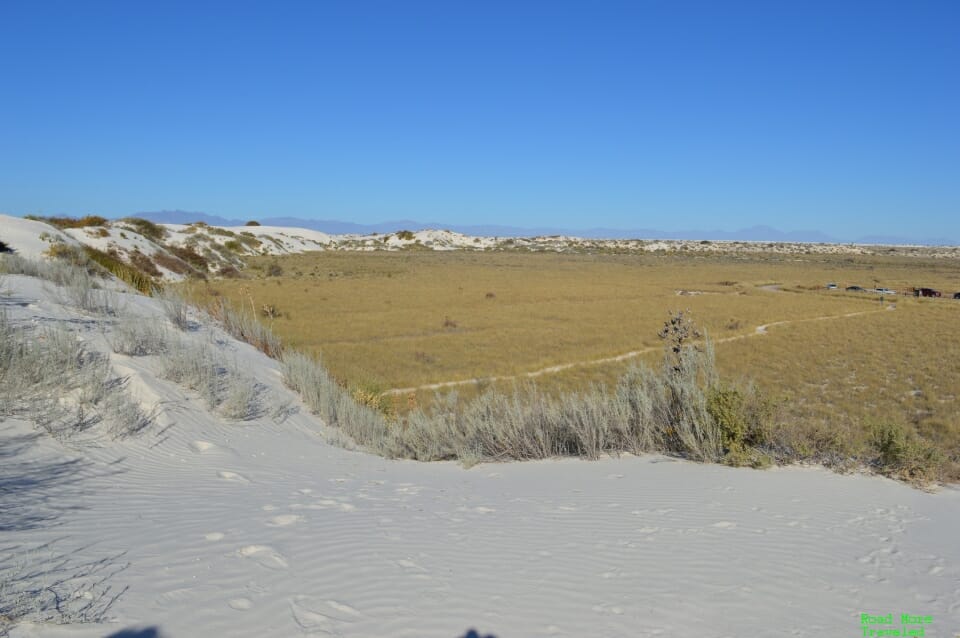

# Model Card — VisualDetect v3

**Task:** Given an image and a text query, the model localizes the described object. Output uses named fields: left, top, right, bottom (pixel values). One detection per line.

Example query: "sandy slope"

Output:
left=2, top=224, right=960, bottom=637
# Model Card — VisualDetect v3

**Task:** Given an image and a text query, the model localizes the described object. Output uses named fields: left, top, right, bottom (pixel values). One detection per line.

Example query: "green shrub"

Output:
left=245, top=220, right=261, bottom=226
left=707, top=384, right=772, bottom=462
left=120, top=217, right=167, bottom=242
left=708, top=388, right=748, bottom=453
left=871, top=422, right=944, bottom=482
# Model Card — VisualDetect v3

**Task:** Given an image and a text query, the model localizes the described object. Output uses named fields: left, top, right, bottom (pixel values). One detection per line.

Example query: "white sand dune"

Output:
left=2, top=217, right=960, bottom=638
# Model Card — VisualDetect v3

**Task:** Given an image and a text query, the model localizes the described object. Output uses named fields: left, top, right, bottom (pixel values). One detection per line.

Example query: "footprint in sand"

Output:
left=290, top=596, right=362, bottom=633
left=267, top=514, right=301, bottom=527
left=395, top=558, right=429, bottom=576
left=218, top=471, right=250, bottom=483
left=229, top=598, right=253, bottom=611
left=592, top=604, right=624, bottom=615
left=238, top=545, right=289, bottom=570
left=190, top=440, right=216, bottom=453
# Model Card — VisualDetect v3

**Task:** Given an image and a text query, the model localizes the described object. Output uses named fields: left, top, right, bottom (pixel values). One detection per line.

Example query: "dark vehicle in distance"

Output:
left=846, top=285, right=866, bottom=292
left=954, top=292, right=960, bottom=300
left=914, top=288, right=941, bottom=298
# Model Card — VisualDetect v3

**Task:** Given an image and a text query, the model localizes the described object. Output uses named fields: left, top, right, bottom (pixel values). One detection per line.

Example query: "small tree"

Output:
left=658, top=309, right=702, bottom=373
left=655, top=311, right=721, bottom=461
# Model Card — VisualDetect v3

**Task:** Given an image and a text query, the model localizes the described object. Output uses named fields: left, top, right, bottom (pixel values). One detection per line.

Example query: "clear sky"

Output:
left=1, top=1, right=958, bottom=240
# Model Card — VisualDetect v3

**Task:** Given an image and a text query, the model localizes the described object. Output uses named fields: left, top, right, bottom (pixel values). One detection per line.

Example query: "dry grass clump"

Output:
left=108, top=315, right=169, bottom=357
left=13, top=246, right=123, bottom=316
left=157, top=288, right=192, bottom=330
left=204, top=298, right=283, bottom=358
left=156, top=338, right=261, bottom=420
left=0, top=311, right=152, bottom=440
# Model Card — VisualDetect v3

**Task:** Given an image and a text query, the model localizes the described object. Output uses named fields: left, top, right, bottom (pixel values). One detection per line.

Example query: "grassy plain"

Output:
left=178, top=249, right=960, bottom=476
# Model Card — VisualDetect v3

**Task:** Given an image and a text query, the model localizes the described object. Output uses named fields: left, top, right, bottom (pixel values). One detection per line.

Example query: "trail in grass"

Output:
left=384, top=306, right=893, bottom=396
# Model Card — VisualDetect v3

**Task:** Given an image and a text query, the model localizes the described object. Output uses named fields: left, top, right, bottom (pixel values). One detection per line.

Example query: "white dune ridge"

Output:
left=1, top=217, right=959, bottom=637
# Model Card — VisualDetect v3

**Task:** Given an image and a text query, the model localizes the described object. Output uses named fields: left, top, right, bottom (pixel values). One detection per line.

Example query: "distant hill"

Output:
left=126, top=211, right=953, bottom=246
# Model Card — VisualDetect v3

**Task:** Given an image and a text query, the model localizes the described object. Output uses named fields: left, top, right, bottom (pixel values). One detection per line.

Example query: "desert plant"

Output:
left=127, top=249, right=161, bottom=278
left=0, top=313, right=151, bottom=441
left=0, top=542, right=128, bottom=633
left=108, top=316, right=169, bottom=356
left=119, top=217, right=166, bottom=242
left=158, top=288, right=191, bottom=330
left=166, top=243, right=209, bottom=272
left=265, top=262, right=283, bottom=277
left=23, top=214, right=109, bottom=229
left=157, top=339, right=221, bottom=409
left=205, top=298, right=283, bottom=358
left=871, top=422, right=944, bottom=482
left=280, top=351, right=390, bottom=448
left=219, top=367, right=262, bottom=420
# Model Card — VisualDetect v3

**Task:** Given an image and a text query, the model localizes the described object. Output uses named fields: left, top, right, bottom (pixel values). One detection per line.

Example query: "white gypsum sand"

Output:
left=1, top=217, right=959, bottom=638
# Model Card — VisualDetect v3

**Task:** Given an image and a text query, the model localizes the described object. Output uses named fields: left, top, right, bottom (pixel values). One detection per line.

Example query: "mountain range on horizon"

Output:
left=123, top=210, right=954, bottom=246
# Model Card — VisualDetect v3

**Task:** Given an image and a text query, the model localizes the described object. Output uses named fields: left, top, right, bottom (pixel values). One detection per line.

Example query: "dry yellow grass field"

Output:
left=178, top=249, right=960, bottom=475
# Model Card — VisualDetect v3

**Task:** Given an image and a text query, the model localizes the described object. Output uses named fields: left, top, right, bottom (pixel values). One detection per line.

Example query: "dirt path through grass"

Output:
left=384, top=306, right=893, bottom=396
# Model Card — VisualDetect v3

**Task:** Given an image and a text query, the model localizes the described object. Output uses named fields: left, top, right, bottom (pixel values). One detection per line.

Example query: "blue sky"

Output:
left=1, top=1, right=958, bottom=241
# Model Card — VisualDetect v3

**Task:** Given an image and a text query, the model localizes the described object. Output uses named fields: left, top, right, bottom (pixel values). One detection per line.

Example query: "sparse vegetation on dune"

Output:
left=0, top=309, right=152, bottom=441
left=23, top=214, right=109, bottom=229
